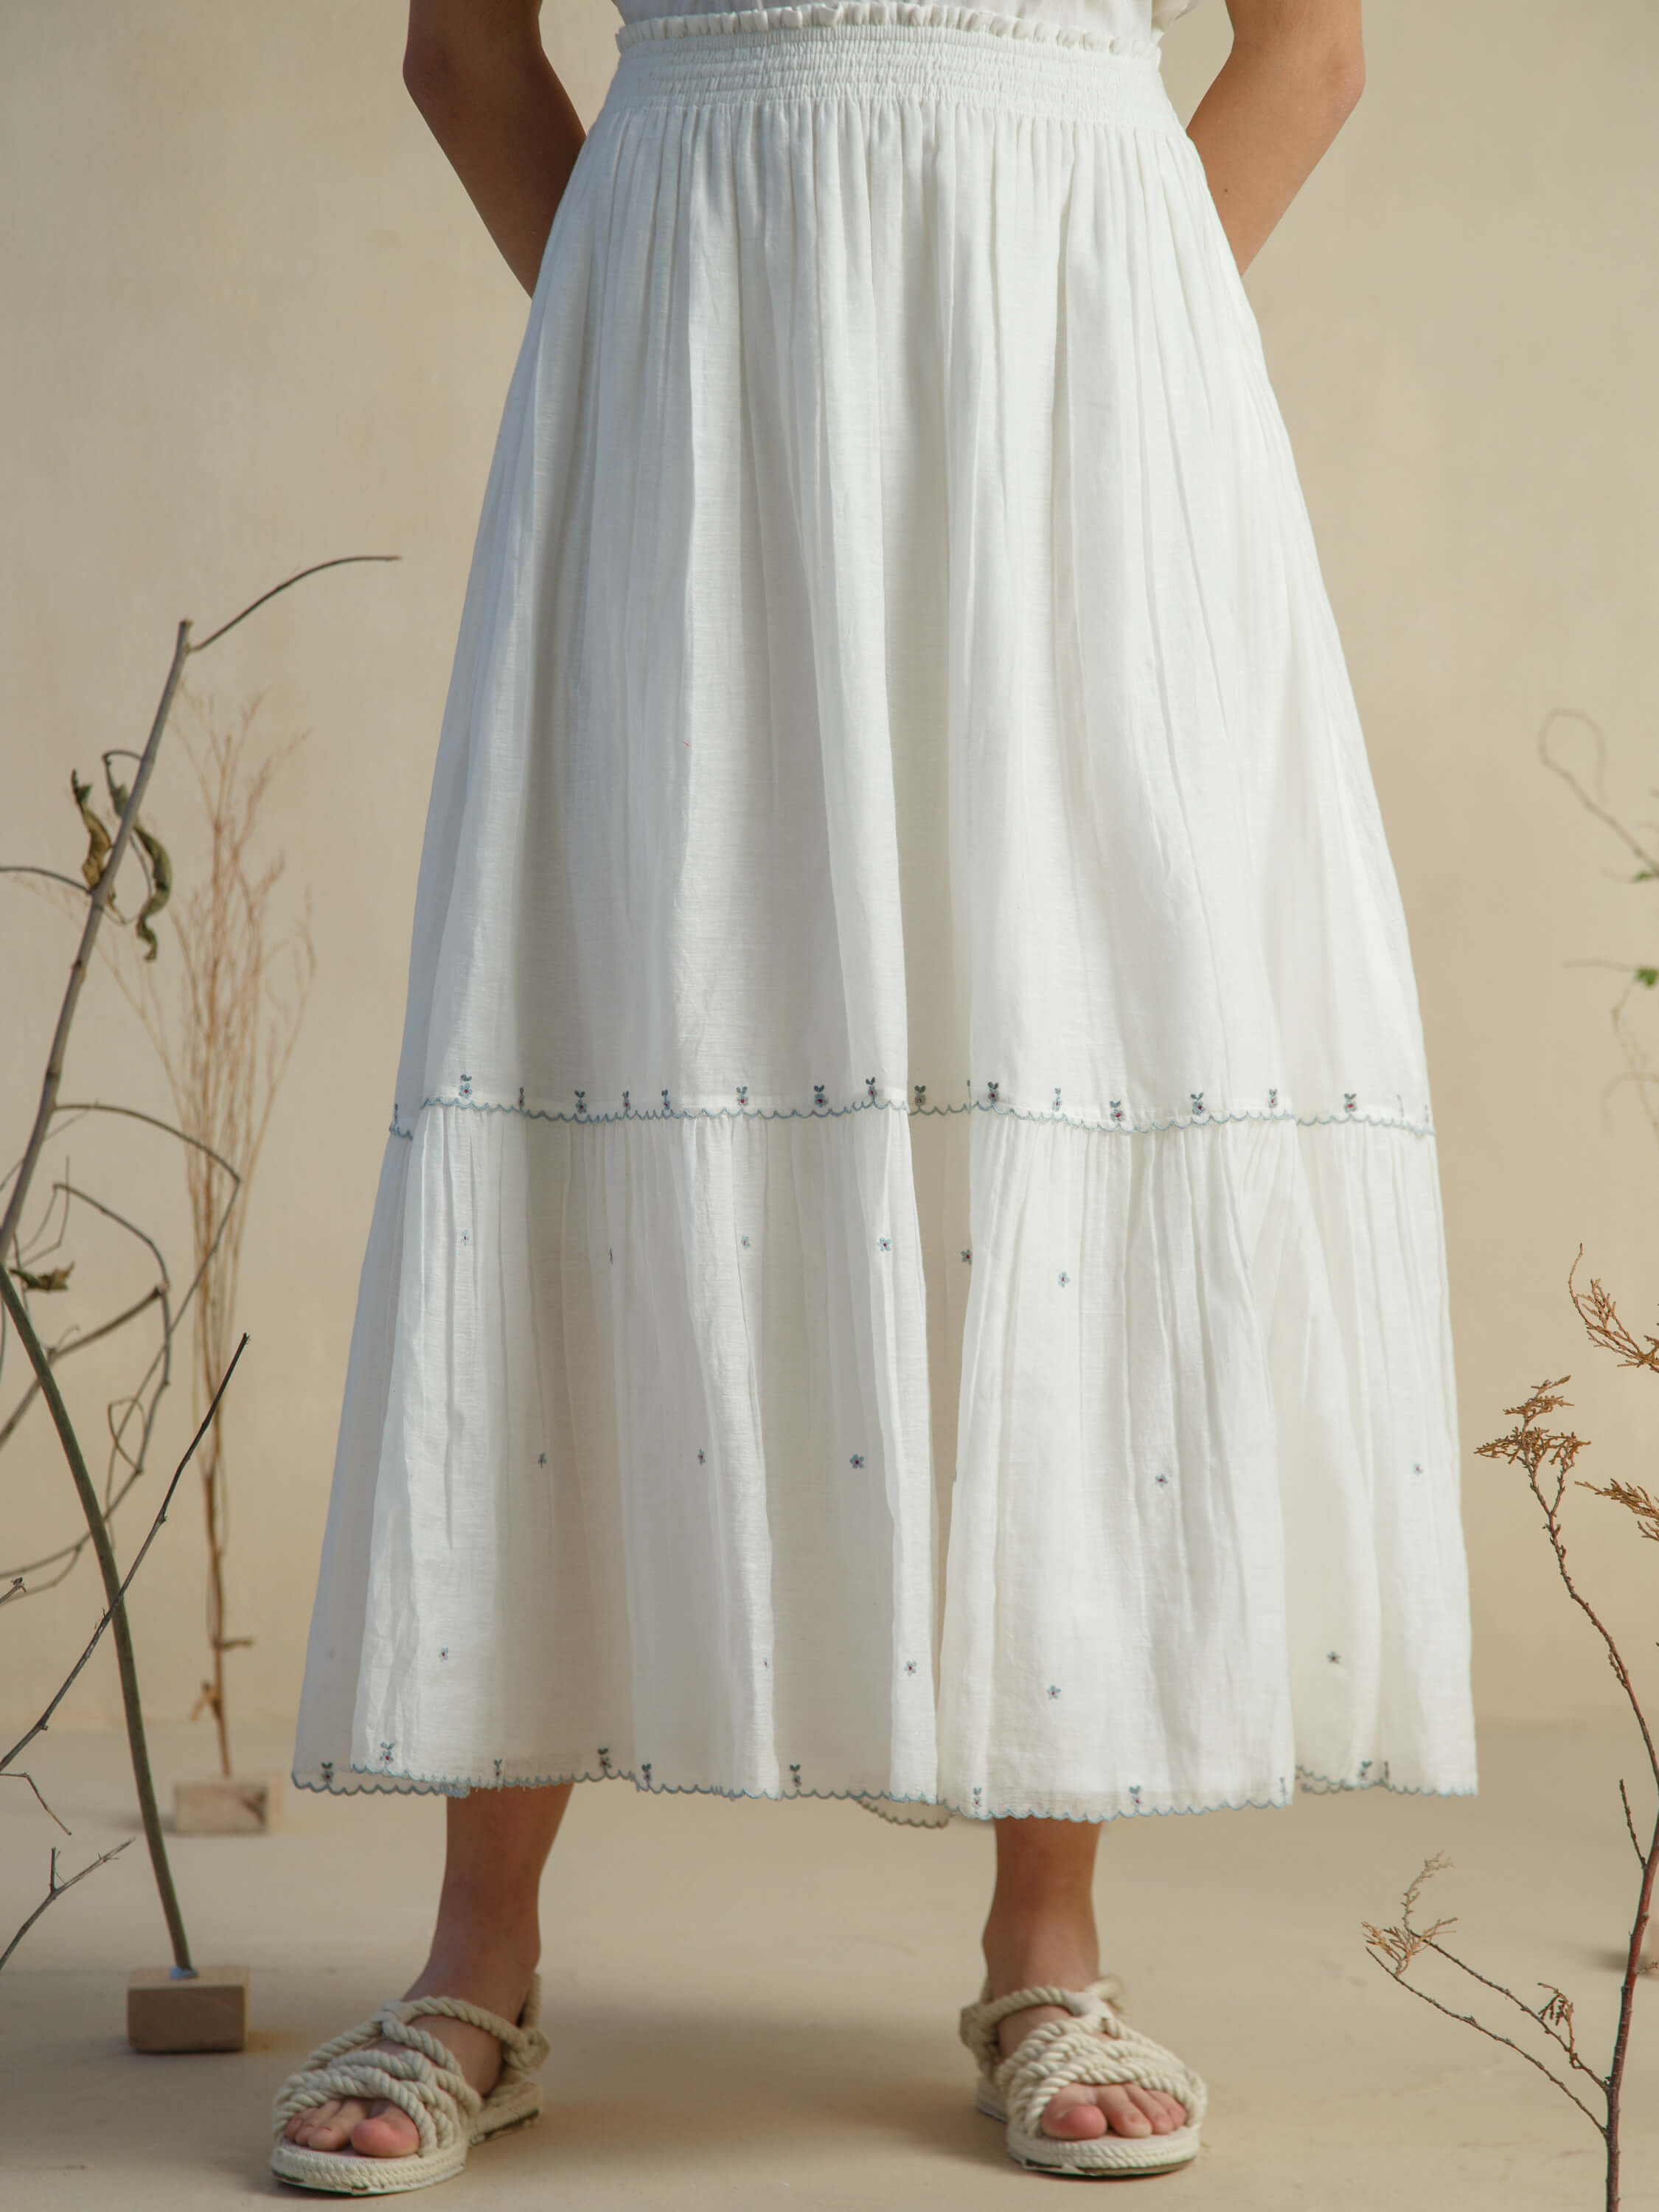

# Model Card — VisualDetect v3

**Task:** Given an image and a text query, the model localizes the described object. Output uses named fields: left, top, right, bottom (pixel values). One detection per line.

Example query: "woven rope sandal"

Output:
left=269, top=1975, right=549, bottom=2196
left=959, top=1974, right=1207, bottom=2178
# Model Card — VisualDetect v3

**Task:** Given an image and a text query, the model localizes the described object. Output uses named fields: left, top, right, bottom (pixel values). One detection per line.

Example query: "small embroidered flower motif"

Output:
left=850, top=1453, right=865, bottom=1468
left=661, top=1088, right=671, bottom=1113
left=1267, top=1087, right=1279, bottom=1110
left=877, top=1236, right=891, bottom=1252
left=788, top=1762, right=802, bottom=1792
left=1155, top=1471, right=1169, bottom=1487
left=494, top=1758, right=503, bottom=1780
left=440, top=1646, right=449, bottom=1660
left=1343, top=1093, right=1358, bottom=1114
left=866, top=1076, right=878, bottom=1103
left=1412, top=1461, right=1424, bottom=1475
left=1053, top=1087, right=1062, bottom=1113
left=574, top=1088, right=587, bottom=1117
left=1130, top=1784, right=1143, bottom=1807
left=1190, top=1091, right=1206, bottom=1116
left=518, top=1085, right=526, bottom=1110
left=1359, top=1759, right=1372, bottom=1780
left=905, top=1660, right=917, bottom=1674
left=459, top=1230, right=470, bottom=1246
left=622, top=1089, right=631, bottom=1113
left=598, top=1747, right=613, bottom=1775
left=973, top=1786, right=983, bottom=1810
left=538, top=1452, right=548, bottom=1466
left=321, top=1760, right=334, bottom=1784
left=1328, top=1651, right=1340, bottom=1664
left=641, top=1761, right=653, bottom=1787
left=961, top=1248, right=972, bottom=1264
left=698, top=1447, right=706, bottom=1464
left=459, top=1074, right=473, bottom=1099
left=1047, top=1685, right=1061, bottom=1699
left=987, top=1080, right=1001, bottom=1105
left=914, top=1082, right=927, bottom=1107
left=378, top=1741, right=395, bottom=1767
left=1109, top=1099, right=1125, bottom=1124
left=737, top=1085, right=748, bottom=1106
left=740, top=1234, right=751, bottom=1248
left=1057, top=1270, right=1070, bottom=1287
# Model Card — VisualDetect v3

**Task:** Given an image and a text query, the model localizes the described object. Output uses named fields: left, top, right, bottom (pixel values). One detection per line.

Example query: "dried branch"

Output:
left=0, top=1267, right=192, bottom=1970
left=1363, top=1948, right=1602, bottom=2126
left=1622, top=1781, right=1646, bottom=1868
left=1368, top=1256, right=1659, bottom=2211
left=0, top=622, right=192, bottom=1268
left=0, top=1283, right=164, bottom=1455
left=1538, top=710, right=1659, bottom=882
left=0, top=1840, right=133, bottom=1975
left=187, top=552, right=397, bottom=656
left=0, top=1330, right=248, bottom=1778
left=0, top=867, right=91, bottom=897
left=0, top=1769, right=71, bottom=1834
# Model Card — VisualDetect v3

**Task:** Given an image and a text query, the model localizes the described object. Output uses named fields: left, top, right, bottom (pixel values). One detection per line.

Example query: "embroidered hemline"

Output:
left=289, top=1756, right=1475, bottom=1823
left=389, top=1089, right=1436, bottom=1142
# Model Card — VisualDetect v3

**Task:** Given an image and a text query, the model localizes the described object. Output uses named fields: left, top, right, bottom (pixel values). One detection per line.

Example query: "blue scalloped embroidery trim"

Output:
left=389, top=1091, right=1436, bottom=1143
left=289, top=1758, right=1474, bottom=1822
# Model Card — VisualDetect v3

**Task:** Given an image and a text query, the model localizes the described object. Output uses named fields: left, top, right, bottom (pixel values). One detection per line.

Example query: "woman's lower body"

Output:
left=280, top=0, right=1477, bottom=2175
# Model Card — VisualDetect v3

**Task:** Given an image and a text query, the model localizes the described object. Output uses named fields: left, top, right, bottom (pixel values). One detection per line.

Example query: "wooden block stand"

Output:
left=128, top=1964, right=249, bottom=2052
left=173, top=1774, right=282, bottom=1834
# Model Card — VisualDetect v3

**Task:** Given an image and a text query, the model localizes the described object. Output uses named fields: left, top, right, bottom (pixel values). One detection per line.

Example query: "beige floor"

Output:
left=2, top=1722, right=1654, bottom=2209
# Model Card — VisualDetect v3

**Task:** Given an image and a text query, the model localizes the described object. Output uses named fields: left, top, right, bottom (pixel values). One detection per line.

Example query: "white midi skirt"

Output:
left=292, top=0, right=1478, bottom=1825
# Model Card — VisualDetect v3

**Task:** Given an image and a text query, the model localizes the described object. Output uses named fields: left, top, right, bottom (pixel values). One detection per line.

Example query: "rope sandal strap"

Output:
left=270, top=1987, right=549, bottom=2153
left=958, top=1978, right=1126, bottom=2077
left=993, top=2012, right=1206, bottom=2137
left=959, top=1977, right=1206, bottom=2138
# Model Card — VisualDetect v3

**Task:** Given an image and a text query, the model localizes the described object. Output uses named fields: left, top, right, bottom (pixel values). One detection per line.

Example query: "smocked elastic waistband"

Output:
left=610, top=1, right=1181, bottom=125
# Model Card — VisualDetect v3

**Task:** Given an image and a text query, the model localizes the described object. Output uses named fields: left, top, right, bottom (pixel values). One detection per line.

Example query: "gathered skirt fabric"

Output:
left=292, top=0, right=1478, bottom=1825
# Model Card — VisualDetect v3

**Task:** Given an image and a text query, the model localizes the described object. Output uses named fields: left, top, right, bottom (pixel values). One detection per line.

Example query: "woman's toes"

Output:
left=288, top=2096, right=364, bottom=2150
left=1096, top=2086, right=1156, bottom=2137
left=350, top=2104, right=422, bottom=2160
left=1040, top=2084, right=1108, bottom=2140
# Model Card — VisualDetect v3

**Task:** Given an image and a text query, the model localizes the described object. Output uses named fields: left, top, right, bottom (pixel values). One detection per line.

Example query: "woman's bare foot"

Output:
left=282, top=1780, right=571, bottom=2162
left=983, top=1816, right=1187, bottom=2144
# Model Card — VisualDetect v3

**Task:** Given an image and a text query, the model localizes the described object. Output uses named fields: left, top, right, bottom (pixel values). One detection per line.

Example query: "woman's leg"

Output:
left=285, top=1781, right=573, bottom=2158
left=982, top=1818, right=1186, bottom=2142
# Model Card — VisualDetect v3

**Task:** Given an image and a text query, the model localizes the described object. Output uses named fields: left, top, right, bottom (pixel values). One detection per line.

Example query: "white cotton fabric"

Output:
left=292, top=0, right=1478, bottom=1825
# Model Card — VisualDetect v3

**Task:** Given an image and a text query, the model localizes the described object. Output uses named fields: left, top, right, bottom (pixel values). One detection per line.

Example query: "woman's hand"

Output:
left=404, top=0, right=588, bottom=294
left=1186, top=0, right=1365, bottom=273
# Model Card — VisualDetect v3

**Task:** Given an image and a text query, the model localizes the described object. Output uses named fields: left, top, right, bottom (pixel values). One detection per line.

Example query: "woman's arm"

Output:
left=404, top=0, right=587, bottom=294
left=1185, top=0, right=1365, bottom=273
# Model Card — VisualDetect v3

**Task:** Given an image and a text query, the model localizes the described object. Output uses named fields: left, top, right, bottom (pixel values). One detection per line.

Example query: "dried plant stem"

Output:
left=0, top=1284, right=164, bottom=1455
left=0, top=1267, right=191, bottom=1970
left=0, top=623, right=192, bottom=1267
left=119, top=690, right=317, bottom=1777
left=0, top=1329, right=247, bottom=1779
left=0, top=1840, right=133, bottom=1974
left=1366, top=1253, right=1659, bottom=2212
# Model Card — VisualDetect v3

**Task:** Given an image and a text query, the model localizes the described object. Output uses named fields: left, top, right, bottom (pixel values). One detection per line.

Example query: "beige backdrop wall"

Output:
left=2, top=1, right=1655, bottom=1761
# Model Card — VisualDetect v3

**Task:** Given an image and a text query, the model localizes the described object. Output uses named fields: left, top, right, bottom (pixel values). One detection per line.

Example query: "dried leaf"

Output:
left=9, top=1263, right=73, bottom=1293
left=105, top=771, right=173, bottom=959
left=69, top=772, right=111, bottom=890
